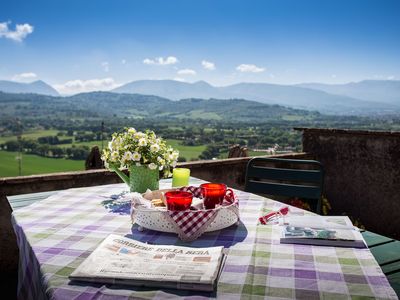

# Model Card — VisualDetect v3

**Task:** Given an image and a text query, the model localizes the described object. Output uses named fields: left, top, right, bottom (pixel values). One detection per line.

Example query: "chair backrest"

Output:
left=245, top=157, right=324, bottom=213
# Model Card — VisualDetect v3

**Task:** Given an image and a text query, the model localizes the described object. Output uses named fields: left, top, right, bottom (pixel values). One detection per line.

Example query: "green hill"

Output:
left=0, top=91, right=320, bottom=123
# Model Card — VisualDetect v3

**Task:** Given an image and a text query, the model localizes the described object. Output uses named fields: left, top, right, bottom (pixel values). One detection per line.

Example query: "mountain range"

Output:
left=112, top=80, right=400, bottom=115
left=0, top=91, right=320, bottom=123
left=297, top=80, right=400, bottom=104
left=0, top=79, right=399, bottom=115
left=0, top=80, right=59, bottom=97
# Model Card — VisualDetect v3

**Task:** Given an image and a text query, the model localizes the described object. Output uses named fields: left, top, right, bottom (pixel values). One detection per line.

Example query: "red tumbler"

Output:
left=165, top=191, right=193, bottom=211
left=200, top=183, right=227, bottom=209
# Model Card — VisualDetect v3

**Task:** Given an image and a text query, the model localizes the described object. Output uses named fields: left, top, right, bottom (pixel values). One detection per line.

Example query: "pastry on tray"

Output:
left=143, top=189, right=176, bottom=208
left=151, top=198, right=165, bottom=207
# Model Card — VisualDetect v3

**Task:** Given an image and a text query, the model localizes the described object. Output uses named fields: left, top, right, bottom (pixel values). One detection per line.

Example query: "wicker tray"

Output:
left=131, top=187, right=240, bottom=234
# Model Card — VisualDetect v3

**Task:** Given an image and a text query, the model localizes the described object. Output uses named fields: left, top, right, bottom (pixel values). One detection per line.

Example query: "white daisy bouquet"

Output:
left=101, top=128, right=179, bottom=177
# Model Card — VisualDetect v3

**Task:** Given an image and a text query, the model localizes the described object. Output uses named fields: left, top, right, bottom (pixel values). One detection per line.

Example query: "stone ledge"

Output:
left=294, top=127, right=400, bottom=137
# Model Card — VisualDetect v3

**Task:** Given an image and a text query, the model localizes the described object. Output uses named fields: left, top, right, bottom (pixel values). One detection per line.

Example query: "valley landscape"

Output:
left=1, top=79, right=399, bottom=177
left=2, top=1, right=400, bottom=297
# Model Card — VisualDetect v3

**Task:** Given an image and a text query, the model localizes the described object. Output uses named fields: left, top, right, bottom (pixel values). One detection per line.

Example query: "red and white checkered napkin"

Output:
left=164, top=186, right=238, bottom=242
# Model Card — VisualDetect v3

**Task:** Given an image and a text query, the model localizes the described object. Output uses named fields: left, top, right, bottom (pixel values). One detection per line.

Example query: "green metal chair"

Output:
left=245, top=157, right=324, bottom=214
left=361, top=230, right=400, bottom=296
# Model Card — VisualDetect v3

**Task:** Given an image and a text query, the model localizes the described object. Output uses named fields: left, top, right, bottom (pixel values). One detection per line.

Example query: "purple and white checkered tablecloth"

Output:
left=12, top=177, right=398, bottom=299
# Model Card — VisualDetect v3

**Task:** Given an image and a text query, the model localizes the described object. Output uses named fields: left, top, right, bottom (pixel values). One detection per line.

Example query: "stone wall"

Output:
left=297, top=127, right=400, bottom=239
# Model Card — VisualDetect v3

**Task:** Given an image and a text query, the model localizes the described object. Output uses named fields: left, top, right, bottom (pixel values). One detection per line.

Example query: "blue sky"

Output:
left=1, top=0, right=399, bottom=94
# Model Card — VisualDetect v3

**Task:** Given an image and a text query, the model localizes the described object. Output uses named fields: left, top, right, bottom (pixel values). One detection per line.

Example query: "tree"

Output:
left=177, top=157, right=187, bottom=162
left=4, top=140, right=20, bottom=151
left=199, top=145, right=220, bottom=160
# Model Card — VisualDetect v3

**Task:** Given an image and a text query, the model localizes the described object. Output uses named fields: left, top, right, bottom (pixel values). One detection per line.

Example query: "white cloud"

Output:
left=374, top=75, right=395, bottom=80
left=53, top=78, right=119, bottom=95
left=0, top=21, right=34, bottom=42
left=177, top=69, right=196, bottom=76
left=331, top=74, right=337, bottom=78
left=201, top=60, right=215, bottom=71
left=101, top=61, right=110, bottom=72
left=143, top=56, right=178, bottom=66
left=173, top=77, right=186, bottom=82
left=236, top=64, right=265, bottom=73
left=121, top=59, right=126, bottom=65
left=12, top=72, right=37, bottom=81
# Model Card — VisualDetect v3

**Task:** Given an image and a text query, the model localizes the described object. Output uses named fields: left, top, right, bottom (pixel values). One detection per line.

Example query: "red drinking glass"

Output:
left=200, top=183, right=227, bottom=209
left=165, top=191, right=193, bottom=211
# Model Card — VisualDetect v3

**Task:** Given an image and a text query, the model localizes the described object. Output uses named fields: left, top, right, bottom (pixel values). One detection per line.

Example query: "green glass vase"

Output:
left=112, top=164, right=159, bottom=193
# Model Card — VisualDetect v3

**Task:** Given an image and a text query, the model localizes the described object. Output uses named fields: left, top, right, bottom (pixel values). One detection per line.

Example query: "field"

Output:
left=0, top=151, right=84, bottom=177
left=56, top=139, right=205, bottom=161
left=166, top=139, right=206, bottom=160
left=58, top=140, right=105, bottom=149
left=0, top=132, right=207, bottom=177
left=0, top=128, right=270, bottom=177
left=0, top=128, right=206, bottom=158
left=0, top=129, right=60, bottom=143
left=247, top=150, right=270, bottom=156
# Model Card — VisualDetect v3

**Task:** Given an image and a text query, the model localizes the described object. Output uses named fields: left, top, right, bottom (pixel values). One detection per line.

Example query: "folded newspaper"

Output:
left=69, top=234, right=225, bottom=291
left=280, top=216, right=367, bottom=248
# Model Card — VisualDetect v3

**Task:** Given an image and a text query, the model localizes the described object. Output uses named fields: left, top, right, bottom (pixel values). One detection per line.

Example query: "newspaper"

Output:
left=280, top=216, right=366, bottom=248
left=69, top=234, right=225, bottom=291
